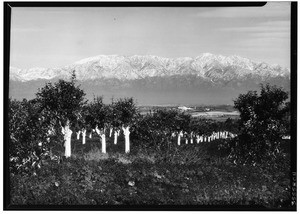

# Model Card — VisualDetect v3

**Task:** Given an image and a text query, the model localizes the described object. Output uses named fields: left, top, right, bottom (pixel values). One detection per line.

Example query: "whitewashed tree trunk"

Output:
left=114, top=130, right=118, bottom=144
left=200, top=136, right=203, bottom=142
left=178, top=131, right=183, bottom=146
left=190, top=132, right=193, bottom=144
left=208, top=137, right=211, bottom=142
left=101, top=133, right=106, bottom=153
left=89, top=132, right=92, bottom=138
left=185, top=138, right=188, bottom=144
left=82, top=129, right=86, bottom=145
left=62, top=123, right=73, bottom=158
left=122, top=126, right=130, bottom=153
left=96, top=127, right=106, bottom=153
left=117, top=130, right=120, bottom=137
left=109, top=128, right=113, bottom=137
left=76, top=131, right=81, bottom=140
left=196, top=135, right=200, bottom=143
left=204, top=136, right=207, bottom=142
left=177, top=134, right=181, bottom=146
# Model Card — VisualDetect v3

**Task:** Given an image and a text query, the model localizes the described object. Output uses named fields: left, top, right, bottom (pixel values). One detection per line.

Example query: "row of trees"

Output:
left=131, top=109, right=239, bottom=151
left=9, top=70, right=290, bottom=171
left=9, top=73, right=140, bottom=172
left=9, top=73, right=239, bottom=173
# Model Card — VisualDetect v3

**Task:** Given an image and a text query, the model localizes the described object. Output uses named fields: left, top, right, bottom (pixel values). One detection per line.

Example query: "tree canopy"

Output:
left=231, top=84, right=290, bottom=164
left=35, top=75, right=86, bottom=128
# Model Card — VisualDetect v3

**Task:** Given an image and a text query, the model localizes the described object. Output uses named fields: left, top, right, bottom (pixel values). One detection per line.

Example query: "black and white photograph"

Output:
left=4, top=1, right=297, bottom=210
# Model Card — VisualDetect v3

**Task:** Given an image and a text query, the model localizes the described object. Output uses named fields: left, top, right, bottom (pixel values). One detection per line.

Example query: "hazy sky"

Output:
left=10, top=2, right=291, bottom=69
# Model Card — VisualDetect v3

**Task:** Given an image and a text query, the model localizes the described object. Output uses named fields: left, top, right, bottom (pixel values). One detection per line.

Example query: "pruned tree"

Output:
left=35, top=72, right=86, bottom=157
left=112, top=98, right=138, bottom=153
left=86, top=96, right=110, bottom=153
left=74, top=103, right=92, bottom=145
left=108, top=100, right=122, bottom=145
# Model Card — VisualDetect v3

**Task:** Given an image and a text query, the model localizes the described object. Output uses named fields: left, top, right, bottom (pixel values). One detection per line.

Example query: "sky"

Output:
left=10, top=2, right=291, bottom=69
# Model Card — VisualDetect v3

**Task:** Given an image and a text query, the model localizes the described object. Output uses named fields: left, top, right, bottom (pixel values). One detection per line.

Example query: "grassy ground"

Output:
left=10, top=135, right=292, bottom=209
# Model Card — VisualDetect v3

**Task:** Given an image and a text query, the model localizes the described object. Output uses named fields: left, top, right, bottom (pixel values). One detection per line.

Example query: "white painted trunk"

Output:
left=109, top=128, right=113, bottom=137
left=208, top=137, right=210, bottom=142
left=62, top=124, right=72, bottom=158
left=196, top=135, right=200, bottom=144
left=177, top=134, right=181, bottom=146
left=82, top=129, right=86, bottom=145
left=101, top=134, right=106, bottom=153
left=76, top=131, right=81, bottom=140
left=190, top=132, right=193, bottom=144
left=204, top=137, right=207, bottom=142
left=200, top=136, right=203, bottom=142
left=114, top=131, right=118, bottom=144
left=185, top=138, right=188, bottom=144
left=89, top=132, right=92, bottom=138
left=117, top=130, right=120, bottom=137
left=96, top=127, right=106, bottom=153
left=125, top=134, right=130, bottom=153
left=122, top=126, right=130, bottom=153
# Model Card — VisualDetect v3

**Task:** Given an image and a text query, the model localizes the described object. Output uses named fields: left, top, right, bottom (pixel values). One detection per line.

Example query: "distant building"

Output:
left=178, top=106, right=193, bottom=111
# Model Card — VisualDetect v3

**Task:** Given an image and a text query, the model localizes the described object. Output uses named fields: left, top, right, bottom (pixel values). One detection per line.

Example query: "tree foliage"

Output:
left=35, top=75, right=86, bottom=129
left=9, top=98, right=51, bottom=174
left=111, top=97, right=139, bottom=128
left=85, top=96, right=110, bottom=130
left=230, top=84, right=290, bottom=164
left=131, top=109, right=191, bottom=151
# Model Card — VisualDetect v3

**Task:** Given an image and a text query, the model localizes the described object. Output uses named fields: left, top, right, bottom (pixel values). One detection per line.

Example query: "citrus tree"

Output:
left=85, top=96, right=110, bottom=153
left=9, top=98, right=51, bottom=174
left=35, top=73, right=86, bottom=157
left=112, top=98, right=139, bottom=153
left=231, top=84, right=290, bottom=164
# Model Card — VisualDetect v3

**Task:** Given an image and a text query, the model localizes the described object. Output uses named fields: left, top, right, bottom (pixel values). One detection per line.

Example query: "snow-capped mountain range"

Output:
left=10, top=53, right=290, bottom=82
left=9, top=53, right=290, bottom=105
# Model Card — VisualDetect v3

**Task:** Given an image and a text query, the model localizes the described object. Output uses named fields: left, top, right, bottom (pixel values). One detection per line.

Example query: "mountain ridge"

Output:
left=10, top=53, right=290, bottom=82
left=9, top=53, right=290, bottom=105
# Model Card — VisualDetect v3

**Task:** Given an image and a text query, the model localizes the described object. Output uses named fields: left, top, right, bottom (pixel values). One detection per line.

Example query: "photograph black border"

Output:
left=3, top=1, right=297, bottom=211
